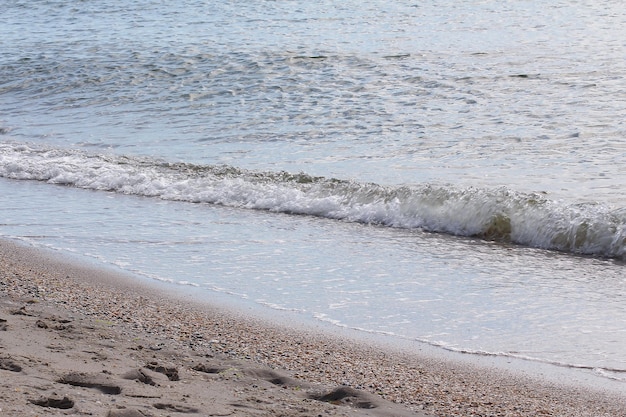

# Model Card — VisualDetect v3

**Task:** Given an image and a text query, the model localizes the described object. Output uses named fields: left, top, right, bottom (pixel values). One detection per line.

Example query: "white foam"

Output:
left=1, top=142, right=624, bottom=260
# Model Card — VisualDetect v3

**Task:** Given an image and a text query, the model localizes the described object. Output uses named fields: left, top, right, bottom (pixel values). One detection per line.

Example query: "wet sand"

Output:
left=1, top=239, right=624, bottom=416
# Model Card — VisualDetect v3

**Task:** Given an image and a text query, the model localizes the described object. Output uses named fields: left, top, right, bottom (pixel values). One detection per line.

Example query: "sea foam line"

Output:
left=311, top=312, right=626, bottom=382
left=1, top=142, right=625, bottom=260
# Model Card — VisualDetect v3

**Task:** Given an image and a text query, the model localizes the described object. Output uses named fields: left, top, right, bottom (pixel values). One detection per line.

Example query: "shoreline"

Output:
left=1, top=239, right=625, bottom=416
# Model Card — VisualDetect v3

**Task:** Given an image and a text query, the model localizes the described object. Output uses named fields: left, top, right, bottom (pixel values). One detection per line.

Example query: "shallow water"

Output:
left=1, top=0, right=626, bottom=383
left=2, top=178, right=626, bottom=382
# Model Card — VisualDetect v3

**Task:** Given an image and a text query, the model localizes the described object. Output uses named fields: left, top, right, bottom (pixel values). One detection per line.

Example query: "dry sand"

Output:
left=1, top=239, right=625, bottom=417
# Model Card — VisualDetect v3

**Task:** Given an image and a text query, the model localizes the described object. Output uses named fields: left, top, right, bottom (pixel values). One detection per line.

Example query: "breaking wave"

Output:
left=1, top=142, right=624, bottom=260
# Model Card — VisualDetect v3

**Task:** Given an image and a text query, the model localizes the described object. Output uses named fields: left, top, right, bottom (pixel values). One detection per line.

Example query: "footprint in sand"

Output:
left=153, top=403, right=199, bottom=413
left=122, top=368, right=157, bottom=386
left=0, top=356, right=22, bottom=372
left=145, top=362, right=179, bottom=381
left=57, top=372, right=122, bottom=395
left=106, top=409, right=153, bottom=417
left=29, top=395, right=74, bottom=410
left=309, top=386, right=378, bottom=409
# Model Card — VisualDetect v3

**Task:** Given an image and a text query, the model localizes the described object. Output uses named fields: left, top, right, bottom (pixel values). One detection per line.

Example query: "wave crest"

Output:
left=1, top=142, right=624, bottom=260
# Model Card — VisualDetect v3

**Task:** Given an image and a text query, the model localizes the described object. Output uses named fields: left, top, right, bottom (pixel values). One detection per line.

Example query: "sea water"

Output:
left=1, top=0, right=625, bottom=385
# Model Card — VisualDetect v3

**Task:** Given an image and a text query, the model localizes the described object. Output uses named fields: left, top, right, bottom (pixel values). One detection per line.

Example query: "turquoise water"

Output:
left=1, top=0, right=625, bottom=383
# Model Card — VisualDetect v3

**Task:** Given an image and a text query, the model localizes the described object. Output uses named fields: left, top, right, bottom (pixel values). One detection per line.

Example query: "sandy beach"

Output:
left=1, top=239, right=625, bottom=417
